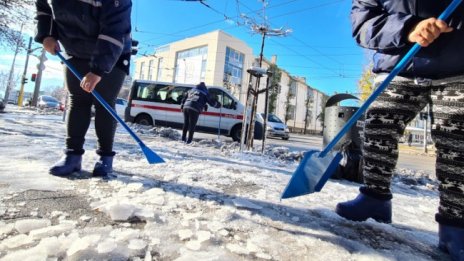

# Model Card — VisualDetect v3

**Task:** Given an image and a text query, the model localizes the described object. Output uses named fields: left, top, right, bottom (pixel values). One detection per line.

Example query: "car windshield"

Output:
left=265, top=114, right=283, bottom=123
left=43, top=96, right=58, bottom=103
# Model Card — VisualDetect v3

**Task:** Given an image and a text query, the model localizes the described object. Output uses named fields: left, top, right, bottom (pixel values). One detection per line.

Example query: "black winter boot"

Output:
left=439, top=224, right=464, bottom=261
left=49, top=154, right=82, bottom=176
left=335, top=192, right=392, bottom=223
left=93, top=156, right=113, bottom=177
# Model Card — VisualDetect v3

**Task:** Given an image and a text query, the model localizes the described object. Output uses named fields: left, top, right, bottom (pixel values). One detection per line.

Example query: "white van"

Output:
left=124, top=80, right=263, bottom=142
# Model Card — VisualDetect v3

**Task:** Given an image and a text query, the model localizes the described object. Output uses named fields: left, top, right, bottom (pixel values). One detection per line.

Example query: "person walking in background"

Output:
left=180, top=82, right=221, bottom=144
left=335, top=1, right=464, bottom=260
left=35, top=0, right=132, bottom=177
left=407, top=133, right=413, bottom=147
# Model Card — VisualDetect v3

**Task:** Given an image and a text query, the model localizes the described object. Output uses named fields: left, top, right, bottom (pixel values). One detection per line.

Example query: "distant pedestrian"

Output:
left=335, top=1, right=464, bottom=260
left=407, top=133, right=413, bottom=147
left=35, top=0, right=132, bottom=177
left=180, top=82, right=221, bottom=144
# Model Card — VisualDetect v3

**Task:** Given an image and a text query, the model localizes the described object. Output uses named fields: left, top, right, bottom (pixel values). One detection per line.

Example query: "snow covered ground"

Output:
left=0, top=106, right=450, bottom=260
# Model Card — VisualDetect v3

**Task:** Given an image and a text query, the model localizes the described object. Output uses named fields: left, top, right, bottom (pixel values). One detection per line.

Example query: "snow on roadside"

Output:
left=0, top=106, right=447, bottom=260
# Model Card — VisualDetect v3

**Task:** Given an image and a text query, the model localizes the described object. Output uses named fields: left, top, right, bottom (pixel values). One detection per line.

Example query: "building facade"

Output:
left=134, top=30, right=326, bottom=134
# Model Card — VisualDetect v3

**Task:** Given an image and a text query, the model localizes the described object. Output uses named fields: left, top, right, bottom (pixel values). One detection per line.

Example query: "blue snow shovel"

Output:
left=56, top=52, right=165, bottom=164
left=281, top=0, right=462, bottom=199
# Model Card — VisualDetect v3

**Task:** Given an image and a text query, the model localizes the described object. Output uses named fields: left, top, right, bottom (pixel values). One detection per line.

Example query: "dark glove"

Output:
left=180, top=106, right=183, bottom=112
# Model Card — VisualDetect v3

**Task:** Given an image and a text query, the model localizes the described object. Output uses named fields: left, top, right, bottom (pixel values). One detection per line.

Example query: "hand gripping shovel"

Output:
left=56, top=52, right=165, bottom=164
left=281, top=0, right=462, bottom=199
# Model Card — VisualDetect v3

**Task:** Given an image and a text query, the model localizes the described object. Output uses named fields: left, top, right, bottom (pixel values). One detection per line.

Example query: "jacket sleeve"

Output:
left=206, top=94, right=221, bottom=108
left=34, top=0, right=58, bottom=43
left=351, top=0, right=422, bottom=52
left=180, top=92, right=188, bottom=107
left=90, top=0, right=132, bottom=76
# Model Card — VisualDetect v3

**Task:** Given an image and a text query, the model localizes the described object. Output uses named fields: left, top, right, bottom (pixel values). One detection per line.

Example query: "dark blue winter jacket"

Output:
left=181, top=83, right=221, bottom=113
left=352, top=0, right=464, bottom=79
left=35, top=0, right=132, bottom=76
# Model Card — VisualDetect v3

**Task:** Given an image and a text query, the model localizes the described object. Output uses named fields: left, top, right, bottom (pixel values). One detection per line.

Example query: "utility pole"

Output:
left=240, top=1, right=291, bottom=151
left=31, top=48, right=47, bottom=107
left=4, top=24, right=24, bottom=105
left=18, top=37, right=33, bottom=107
left=314, top=91, right=319, bottom=133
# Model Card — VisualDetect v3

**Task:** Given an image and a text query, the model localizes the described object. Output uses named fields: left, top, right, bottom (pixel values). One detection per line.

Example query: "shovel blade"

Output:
left=281, top=150, right=342, bottom=199
left=141, top=145, right=165, bottom=164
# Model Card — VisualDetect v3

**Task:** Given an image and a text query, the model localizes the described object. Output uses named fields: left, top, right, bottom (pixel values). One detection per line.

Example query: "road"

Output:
left=196, top=132, right=435, bottom=174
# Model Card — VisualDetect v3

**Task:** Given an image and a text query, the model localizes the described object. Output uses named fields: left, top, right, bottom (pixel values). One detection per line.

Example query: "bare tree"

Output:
left=0, top=71, right=9, bottom=95
left=0, top=0, right=35, bottom=50
left=50, top=86, right=67, bottom=102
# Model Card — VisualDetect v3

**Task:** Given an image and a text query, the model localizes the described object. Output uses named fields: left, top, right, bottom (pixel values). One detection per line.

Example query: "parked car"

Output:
left=258, top=113, right=290, bottom=140
left=91, top=97, right=127, bottom=118
left=125, top=80, right=263, bottom=142
left=115, top=98, right=127, bottom=118
left=0, top=98, right=5, bottom=112
left=37, top=95, right=62, bottom=110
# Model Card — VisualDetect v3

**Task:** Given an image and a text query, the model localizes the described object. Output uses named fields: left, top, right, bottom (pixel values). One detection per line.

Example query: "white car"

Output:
left=37, top=95, right=62, bottom=110
left=91, top=98, right=127, bottom=118
left=115, top=98, right=127, bottom=118
left=125, top=80, right=264, bottom=142
left=258, top=113, right=290, bottom=140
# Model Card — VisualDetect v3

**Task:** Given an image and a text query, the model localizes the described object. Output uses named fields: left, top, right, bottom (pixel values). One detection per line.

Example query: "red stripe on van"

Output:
left=131, top=103, right=243, bottom=120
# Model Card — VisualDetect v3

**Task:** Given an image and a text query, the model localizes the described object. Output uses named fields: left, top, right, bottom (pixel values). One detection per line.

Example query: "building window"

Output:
left=156, top=58, right=163, bottom=81
left=286, top=105, right=295, bottom=121
left=223, top=47, right=244, bottom=86
left=140, top=61, right=145, bottom=80
left=174, top=46, right=208, bottom=84
left=289, top=81, right=297, bottom=96
left=148, top=60, right=153, bottom=81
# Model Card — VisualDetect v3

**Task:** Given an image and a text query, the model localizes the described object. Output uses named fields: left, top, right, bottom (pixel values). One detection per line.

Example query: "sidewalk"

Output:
left=399, top=143, right=436, bottom=157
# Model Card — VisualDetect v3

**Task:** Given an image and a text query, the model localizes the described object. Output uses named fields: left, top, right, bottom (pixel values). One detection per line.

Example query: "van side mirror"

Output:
left=232, top=101, right=237, bottom=110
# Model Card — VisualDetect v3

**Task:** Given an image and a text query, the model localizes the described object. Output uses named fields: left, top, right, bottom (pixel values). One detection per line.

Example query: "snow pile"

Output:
left=0, top=107, right=450, bottom=260
left=394, top=168, right=438, bottom=190
left=265, top=146, right=304, bottom=162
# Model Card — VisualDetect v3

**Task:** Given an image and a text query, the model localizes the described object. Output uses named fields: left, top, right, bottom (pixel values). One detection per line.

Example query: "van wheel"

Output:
left=135, top=114, right=153, bottom=126
left=230, top=125, right=242, bottom=142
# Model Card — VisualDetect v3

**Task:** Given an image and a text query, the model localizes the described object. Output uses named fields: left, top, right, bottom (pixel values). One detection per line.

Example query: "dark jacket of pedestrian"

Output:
left=35, top=0, right=132, bottom=76
left=35, top=0, right=132, bottom=178
left=181, top=82, right=221, bottom=113
left=351, top=0, right=464, bottom=79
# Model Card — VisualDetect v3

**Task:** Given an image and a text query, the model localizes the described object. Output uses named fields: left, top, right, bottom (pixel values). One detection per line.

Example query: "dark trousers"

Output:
left=182, top=108, right=200, bottom=143
left=64, top=58, right=125, bottom=156
left=362, top=75, right=464, bottom=227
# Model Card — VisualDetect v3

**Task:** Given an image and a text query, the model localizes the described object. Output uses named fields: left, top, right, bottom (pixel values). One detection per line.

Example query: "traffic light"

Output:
left=31, top=73, right=37, bottom=82
left=131, top=39, right=139, bottom=55
left=22, top=77, right=28, bottom=84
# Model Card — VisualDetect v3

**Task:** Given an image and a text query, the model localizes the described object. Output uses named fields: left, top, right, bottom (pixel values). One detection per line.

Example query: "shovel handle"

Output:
left=320, top=0, right=463, bottom=158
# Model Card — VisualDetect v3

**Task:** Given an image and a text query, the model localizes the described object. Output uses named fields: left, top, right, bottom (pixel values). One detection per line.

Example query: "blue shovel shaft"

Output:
left=56, top=52, right=144, bottom=145
left=56, top=52, right=164, bottom=164
left=281, top=0, right=462, bottom=199
left=321, top=0, right=462, bottom=158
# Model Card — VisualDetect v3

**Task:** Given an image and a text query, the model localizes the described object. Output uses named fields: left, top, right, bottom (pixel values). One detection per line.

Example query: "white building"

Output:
left=134, top=30, right=326, bottom=134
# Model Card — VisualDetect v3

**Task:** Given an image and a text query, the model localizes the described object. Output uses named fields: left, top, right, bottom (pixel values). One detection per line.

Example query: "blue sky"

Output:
left=1, top=0, right=370, bottom=97
left=131, top=0, right=369, bottom=96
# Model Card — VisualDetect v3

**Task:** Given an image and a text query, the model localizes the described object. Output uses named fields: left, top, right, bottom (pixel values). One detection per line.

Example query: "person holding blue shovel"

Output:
left=335, top=0, right=464, bottom=259
left=35, top=0, right=132, bottom=177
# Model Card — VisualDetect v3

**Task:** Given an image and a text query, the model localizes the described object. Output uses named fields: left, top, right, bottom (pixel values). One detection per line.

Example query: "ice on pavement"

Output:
left=0, top=106, right=447, bottom=260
